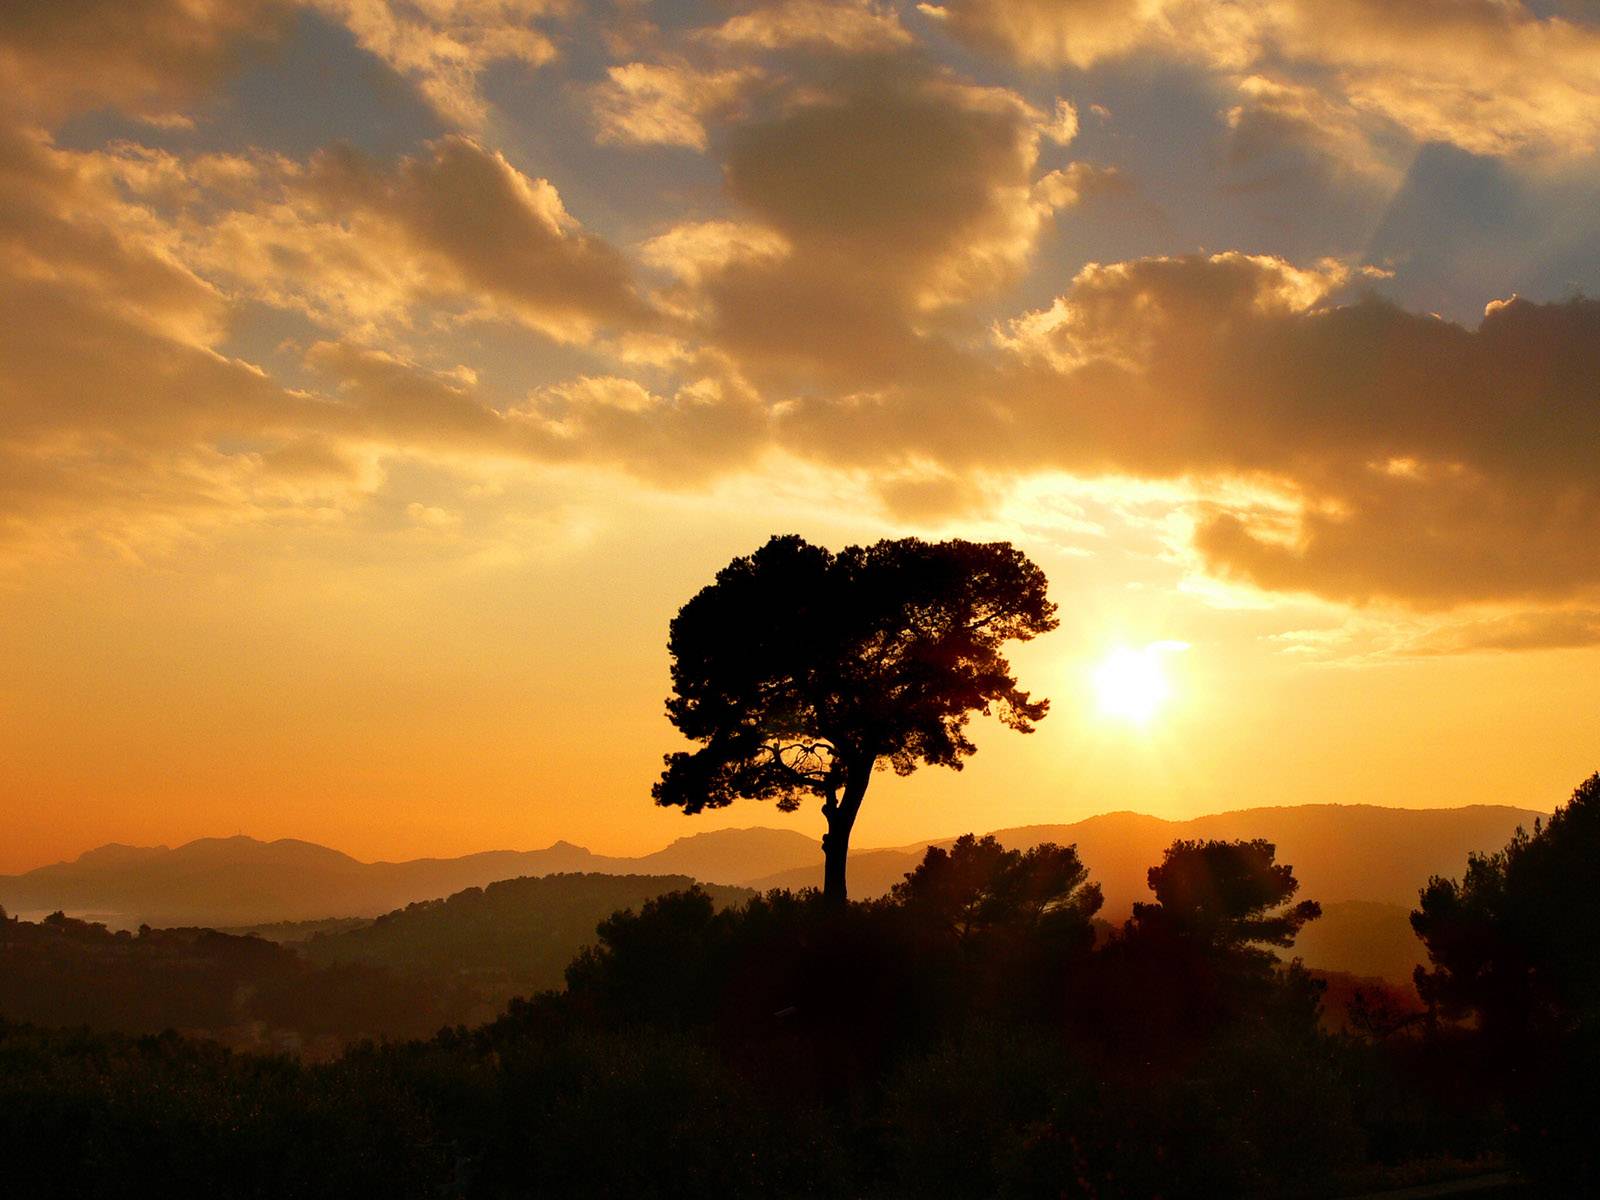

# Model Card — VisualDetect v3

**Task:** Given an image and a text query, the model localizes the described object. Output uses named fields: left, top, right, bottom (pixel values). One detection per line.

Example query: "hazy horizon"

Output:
left=5, top=795, right=1560, bottom=878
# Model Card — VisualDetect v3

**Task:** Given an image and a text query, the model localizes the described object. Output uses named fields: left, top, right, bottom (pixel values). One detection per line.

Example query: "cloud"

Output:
left=587, top=61, right=760, bottom=151
left=731, top=251, right=1600, bottom=611
left=132, top=134, right=654, bottom=343
left=722, top=72, right=1063, bottom=300
left=301, top=136, right=653, bottom=340
left=643, top=66, right=1087, bottom=392
left=1224, top=74, right=1399, bottom=193
left=309, top=0, right=570, bottom=129
left=0, top=121, right=668, bottom=564
left=638, top=220, right=791, bottom=289
left=1405, top=610, right=1600, bottom=656
left=302, top=340, right=514, bottom=450
left=1177, top=292, right=1600, bottom=607
left=300, top=345, right=772, bottom=484
left=0, top=125, right=283, bottom=439
left=0, top=0, right=572, bottom=132
left=703, top=0, right=914, bottom=54
left=997, top=251, right=1351, bottom=371
left=7, top=79, right=1594, bottom=618
left=0, top=125, right=366, bottom=562
left=2, top=0, right=1595, bottom=641
left=992, top=259, right=1600, bottom=608
left=1268, top=0, right=1600, bottom=158
left=0, top=0, right=288, bottom=121
left=515, top=375, right=771, bottom=483
left=874, top=467, right=996, bottom=522
left=927, top=0, right=1600, bottom=159
left=1275, top=604, right=1600, bottom=661
left=920, top=0, right=1183, bottom=70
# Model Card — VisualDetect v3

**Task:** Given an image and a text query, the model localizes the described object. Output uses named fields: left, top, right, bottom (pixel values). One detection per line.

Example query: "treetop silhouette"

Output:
left=1412, top=770, right=1600, bottom=1038
left=1132, top=838, right=1321, bottom=956
left=653, top=534, right=1058, bottom=902
left=891, top=834, right=1103, bottom=944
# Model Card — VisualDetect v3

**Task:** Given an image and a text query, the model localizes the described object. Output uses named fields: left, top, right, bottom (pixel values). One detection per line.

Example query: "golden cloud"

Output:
left=0, top=0, right=288, bottom=122
left=838, top=255, right=1600, bottom=609
left=704, top=0, right=914, bottom=53
left=2, top=0, right=1595, bottom=641
left=588, top=61, right=761, bottom=151
left=645, top=66, right=1090, bottom=391
left=309, top=0, right=570, bottom=129
left=930, top=0, right=1600, bottom=158
left=302, top=136, right=654, bottom=340
left=127, top=134, right=655, bottom=343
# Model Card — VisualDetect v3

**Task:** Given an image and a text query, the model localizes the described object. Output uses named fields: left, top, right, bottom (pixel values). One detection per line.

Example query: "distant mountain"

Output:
left=0, top=828, right=808, bottom=928
left=0, top=836, right=614, bottom=928
left=631, top=827, right=818, bottom=884
left=70, top=843, right=172, bottom=869
left=1293, top=901, right=1427, bottom=983
left=2, top=804, right=1541, bottom=936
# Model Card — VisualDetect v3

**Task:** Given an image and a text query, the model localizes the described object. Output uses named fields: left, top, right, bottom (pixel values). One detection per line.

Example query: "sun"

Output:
left=1092, top=643, right=1185, bottom=724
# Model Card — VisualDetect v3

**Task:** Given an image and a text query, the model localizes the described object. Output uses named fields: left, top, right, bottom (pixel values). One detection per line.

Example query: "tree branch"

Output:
left=758, top=740, right=839, bottom=791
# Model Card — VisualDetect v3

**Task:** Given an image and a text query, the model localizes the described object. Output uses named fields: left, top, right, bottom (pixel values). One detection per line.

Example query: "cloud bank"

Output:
left=1, top=0, right=1597, bottom=648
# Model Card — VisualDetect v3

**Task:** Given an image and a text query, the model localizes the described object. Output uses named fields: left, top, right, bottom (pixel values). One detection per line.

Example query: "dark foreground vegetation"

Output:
left=0, top=874, right=754, bottom=1052
left=4, top=773, right=1598, bottom=1198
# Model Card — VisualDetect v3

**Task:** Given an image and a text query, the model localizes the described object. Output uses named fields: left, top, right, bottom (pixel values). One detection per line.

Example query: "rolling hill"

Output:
left=302, top=872, right=754, bottom=1008
left=0, top=829, right=808, bottom=928
left=1293, top=901, right=1428, bottom=983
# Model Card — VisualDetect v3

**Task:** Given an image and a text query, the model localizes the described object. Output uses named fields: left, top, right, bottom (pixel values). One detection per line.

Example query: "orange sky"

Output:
left=2, top=1, right=1599, bottom=873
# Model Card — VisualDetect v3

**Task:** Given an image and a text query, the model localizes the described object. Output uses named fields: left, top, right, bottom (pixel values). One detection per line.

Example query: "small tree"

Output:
left=653, top=534, right=1058, bottom=902
left=1132, top=838, right=1321, bottom=959
left=1411, top=773, right=1600, bottom=1188
left=891, top=834, right=1102, bottom=946
left=1411, top=771, right=1600, bottom=1039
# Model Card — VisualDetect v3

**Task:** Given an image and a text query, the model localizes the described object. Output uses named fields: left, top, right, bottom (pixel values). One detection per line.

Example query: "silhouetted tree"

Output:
left=1131, top=838, right=1322, bottom=958
left=1076, top=839, right=1322, bottom=1052
left=1410, top=772, right=1600, bottom=1189
left=891, top=834, right=1102, bottom=946
left=1412, top=770, right=1600, bottom=1039
left=653, top=535, right=1057, bottom=901
left=891, top=835, right=1104, bottom=1023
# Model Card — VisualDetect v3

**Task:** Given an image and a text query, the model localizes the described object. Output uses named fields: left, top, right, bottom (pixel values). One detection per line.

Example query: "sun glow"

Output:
left=1092, top=642, right=1187, bottom=724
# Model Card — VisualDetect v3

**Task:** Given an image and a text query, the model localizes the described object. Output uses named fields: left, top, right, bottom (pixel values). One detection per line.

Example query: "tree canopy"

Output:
left=1412, top=770, right=1600, bottom=1038
left=653, top=534, right=1058, bottom=900
left=1131, top=839, right=1322, bottom=956
left=890, top=834, right=1103, bottom=946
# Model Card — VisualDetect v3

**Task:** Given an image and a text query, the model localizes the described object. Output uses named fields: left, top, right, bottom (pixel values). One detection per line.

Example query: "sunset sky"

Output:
left=4, top=0, right=1599, bottom=874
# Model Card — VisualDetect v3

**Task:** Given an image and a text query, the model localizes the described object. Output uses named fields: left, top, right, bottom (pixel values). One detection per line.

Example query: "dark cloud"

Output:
left=303, top=136, right=656, bottom=341
left=654, top=65, right=1081, bottom=389
left=1406, top=610, right=1600, bottom=656
left=755, top=253, right=1600, bottom=608
left=0, top=0, right=288, bottom=120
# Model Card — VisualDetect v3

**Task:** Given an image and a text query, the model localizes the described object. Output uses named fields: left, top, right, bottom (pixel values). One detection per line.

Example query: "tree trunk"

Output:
left=821, top=758, right=872, bottom=904
left=822, top=808, right=853, bottom=904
